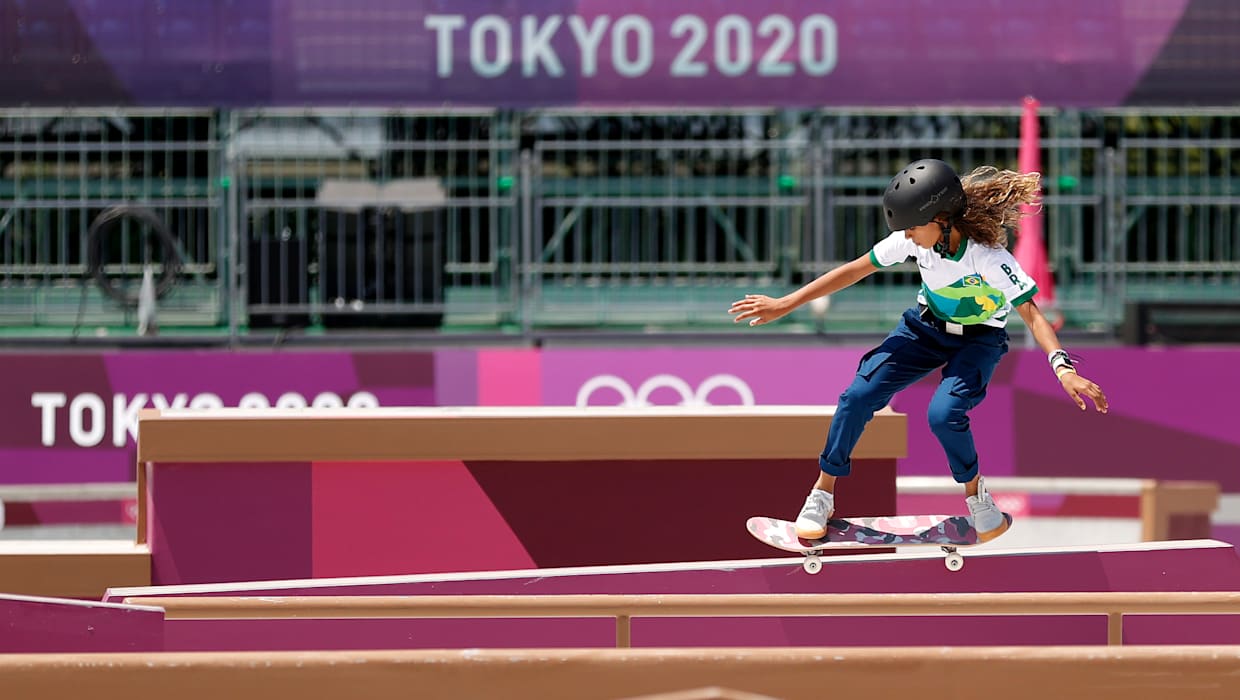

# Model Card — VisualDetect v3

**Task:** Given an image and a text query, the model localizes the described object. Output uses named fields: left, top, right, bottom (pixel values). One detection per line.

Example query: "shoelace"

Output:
left=802, top=493, right=828, bottom=516
left=968, top=492, right=998, bottom=512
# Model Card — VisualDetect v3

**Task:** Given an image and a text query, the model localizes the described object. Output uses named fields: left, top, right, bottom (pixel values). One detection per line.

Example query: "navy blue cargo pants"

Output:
left=819, top=307, right=1009, bottom=484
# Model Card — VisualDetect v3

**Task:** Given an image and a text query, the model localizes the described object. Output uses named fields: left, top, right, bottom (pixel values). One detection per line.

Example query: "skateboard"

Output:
left=745, top=513, right=1013, bottom=574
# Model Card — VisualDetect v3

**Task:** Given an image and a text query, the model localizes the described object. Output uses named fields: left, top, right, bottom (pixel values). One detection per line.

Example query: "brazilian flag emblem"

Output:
left=924, top=276, right=1006, bottom=323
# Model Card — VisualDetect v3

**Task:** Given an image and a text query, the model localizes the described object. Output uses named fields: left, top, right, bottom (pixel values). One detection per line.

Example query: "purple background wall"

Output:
left=3, top=0, right=1238, bottom=106
left=3, top=346, right=1235, bottom=490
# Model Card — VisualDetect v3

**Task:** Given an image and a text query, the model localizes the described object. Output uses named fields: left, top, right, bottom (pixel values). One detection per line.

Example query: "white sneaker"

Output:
left=966, top=477, right=1009, bottom=542
left=794, top=489, right=835, bottom=539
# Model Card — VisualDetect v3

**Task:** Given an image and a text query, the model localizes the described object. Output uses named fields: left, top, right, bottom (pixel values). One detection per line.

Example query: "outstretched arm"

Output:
left=729, top=255, right=878, bottom=327
left=1016, top=300, right=1109, bottom=413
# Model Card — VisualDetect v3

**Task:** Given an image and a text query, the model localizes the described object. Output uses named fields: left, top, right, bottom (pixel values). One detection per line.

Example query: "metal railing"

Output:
left=0, top=109, right=224, bottom=328
left=124, top=591, right=1240, bottom=647
left=0, top=107, right=1235, bottom=340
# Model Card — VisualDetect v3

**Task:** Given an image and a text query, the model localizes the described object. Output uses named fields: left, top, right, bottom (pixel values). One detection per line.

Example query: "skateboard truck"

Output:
left=941, top=546, right=965, bottom=572
left=800, top=545, right=966, bottom=574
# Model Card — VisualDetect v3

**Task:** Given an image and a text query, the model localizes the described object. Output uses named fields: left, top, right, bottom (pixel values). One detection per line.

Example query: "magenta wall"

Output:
left=146, top=456, right=896, bottom=585
left=4, top=346, right=1235, bottom=491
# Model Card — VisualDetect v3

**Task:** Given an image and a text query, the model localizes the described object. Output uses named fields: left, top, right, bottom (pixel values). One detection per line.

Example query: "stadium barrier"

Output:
left=2, top=107, right=1238, bottom=336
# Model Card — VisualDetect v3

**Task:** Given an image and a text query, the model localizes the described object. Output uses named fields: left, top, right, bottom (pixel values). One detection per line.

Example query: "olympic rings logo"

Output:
left=574, top=374, right=755, bottom=407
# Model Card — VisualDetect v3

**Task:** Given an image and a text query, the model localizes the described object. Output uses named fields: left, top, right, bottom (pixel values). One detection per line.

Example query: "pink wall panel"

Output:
left=310, top=460, right=535, bottom=577
left=477, top=349, right=541, bottom=405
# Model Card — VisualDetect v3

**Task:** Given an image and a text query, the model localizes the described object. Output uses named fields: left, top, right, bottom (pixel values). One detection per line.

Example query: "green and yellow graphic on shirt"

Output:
left=922, top=275, right=1007, bottom=324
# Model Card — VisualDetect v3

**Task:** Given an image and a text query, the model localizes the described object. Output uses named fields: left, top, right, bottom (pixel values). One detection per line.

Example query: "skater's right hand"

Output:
left=729, top=294, right=793, bottom=327
left=1059, top=371, right=1109, bottom=413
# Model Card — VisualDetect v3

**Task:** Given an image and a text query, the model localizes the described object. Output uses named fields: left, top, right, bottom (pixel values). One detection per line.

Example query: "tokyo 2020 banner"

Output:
left=1, top=0, right=1236, bottom=107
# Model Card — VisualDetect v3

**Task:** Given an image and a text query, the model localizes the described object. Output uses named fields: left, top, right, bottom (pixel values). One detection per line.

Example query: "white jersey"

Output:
left=869, top=230, right=1038, bottom=328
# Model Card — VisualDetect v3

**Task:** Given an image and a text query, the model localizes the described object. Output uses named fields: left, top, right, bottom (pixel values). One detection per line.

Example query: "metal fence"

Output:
left=0, top=107, right=1236, bottom=340
left=0, top=109, right=223, bottom=329
left=523, top=109, right=808, bottom=327
left=227, top=109, right=519, bottom=334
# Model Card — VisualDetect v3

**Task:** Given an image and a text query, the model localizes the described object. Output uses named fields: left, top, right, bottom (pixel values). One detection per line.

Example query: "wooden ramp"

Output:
left=0, top=593, right=163, bottom=652
left=94, top=539, right=1240, bottom=651
left=5, top=541, right=1240, bottom=697
left=105, top=538, right=1240, bottom=601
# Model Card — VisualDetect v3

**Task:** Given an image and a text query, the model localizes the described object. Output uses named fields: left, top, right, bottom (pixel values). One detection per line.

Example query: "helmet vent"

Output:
left=909, top=177, right=916, bottom=184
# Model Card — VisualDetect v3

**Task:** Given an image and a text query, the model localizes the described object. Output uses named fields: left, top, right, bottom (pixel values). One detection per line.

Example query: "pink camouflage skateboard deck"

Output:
left=746, top=513, right=1013, bottom=574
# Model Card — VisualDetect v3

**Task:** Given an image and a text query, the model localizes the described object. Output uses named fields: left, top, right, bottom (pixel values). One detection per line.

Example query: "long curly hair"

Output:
left=954, top=167, right=1042, bottom=248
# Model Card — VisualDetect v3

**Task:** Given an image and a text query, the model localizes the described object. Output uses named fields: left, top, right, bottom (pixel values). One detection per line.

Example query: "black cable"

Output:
left=85, top=205, right=181, bottom=309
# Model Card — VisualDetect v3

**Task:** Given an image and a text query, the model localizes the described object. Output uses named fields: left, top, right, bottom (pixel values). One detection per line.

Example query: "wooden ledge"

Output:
left=136, top=406, right=907, bottom=462
left=0, top=541, right=150, bottom=599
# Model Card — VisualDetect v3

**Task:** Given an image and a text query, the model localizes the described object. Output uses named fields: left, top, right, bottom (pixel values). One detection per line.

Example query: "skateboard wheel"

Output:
left=802, top=555, right=822, bottom=574
left=944, top=552, right=964, bottom=572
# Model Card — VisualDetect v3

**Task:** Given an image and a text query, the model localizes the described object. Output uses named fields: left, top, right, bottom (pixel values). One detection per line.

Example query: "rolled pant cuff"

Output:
left=818, top=455, right=851, bottom=477
left=951, top=461, right=980, bottom=484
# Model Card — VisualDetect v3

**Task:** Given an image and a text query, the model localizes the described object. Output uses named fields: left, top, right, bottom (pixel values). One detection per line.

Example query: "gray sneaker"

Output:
left=966, top=477, right=1010, bottom=542
left=794, top=489, right=835, bottom=539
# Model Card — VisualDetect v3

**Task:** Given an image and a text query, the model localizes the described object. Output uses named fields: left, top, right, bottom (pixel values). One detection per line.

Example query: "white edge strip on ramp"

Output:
left=0, top=591, right=164, bottom=613
left=103, top=538, right=1235, bottom=600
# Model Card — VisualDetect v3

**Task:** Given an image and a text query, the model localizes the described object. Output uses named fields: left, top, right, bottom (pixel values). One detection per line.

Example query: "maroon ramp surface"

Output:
left=1, top=593, right=164, bottom=652
left=99, top=540, right=1240, bottom=651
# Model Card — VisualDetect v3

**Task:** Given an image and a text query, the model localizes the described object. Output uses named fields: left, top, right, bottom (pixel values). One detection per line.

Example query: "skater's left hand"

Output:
left=1060, top=372, right=1108, bottom=413
left=729, top=294, right=793, bottom=326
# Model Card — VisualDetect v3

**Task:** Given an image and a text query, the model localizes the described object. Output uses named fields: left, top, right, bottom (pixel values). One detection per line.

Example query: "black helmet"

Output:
left=882, top=159, right=966, bottom=231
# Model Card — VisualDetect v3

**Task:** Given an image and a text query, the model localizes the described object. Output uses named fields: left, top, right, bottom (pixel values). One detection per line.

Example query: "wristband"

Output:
left=1048, top=349, right=1075, bottom=377
left=1054, top=365, right=1077, bottom=380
